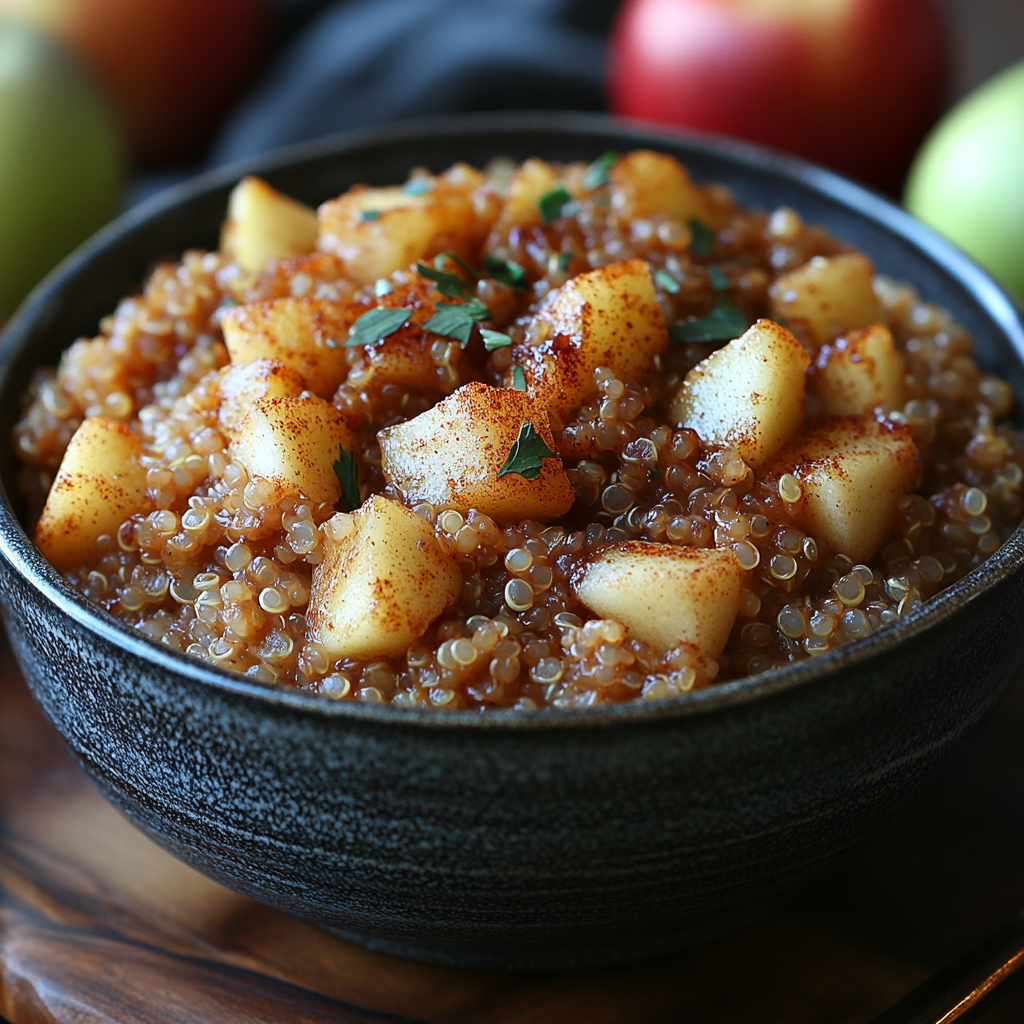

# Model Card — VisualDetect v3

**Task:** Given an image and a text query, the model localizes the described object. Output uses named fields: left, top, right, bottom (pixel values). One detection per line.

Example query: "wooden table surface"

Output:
left=2, top=628, right=1024, bottom=1024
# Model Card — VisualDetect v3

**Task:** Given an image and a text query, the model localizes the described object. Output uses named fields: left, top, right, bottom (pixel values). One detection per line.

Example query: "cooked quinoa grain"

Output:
left=17, top=154, right=1024, bottom=709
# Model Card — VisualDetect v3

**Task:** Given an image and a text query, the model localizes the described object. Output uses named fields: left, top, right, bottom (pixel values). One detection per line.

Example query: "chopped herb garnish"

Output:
left=539, top=187, right=572, bottom=224
left=654, top=269, right=679, bottom=294
left=511, top=365, right=528, bottom=391
left=688, top=217, right=714, bottom=255
left=708, top=265, right=730, bottom=291
left=346, top=307, right=412, bottom=347
left=483, top=254, right=529, bottom=291
left=435, top=250, right=479, bottom=278
left=557, top=251, right=574, bottom=272
left=416, top=261, right=473, bottom=299
left=672, top=299, right=750, bottom=343
left=402, top=177, right=433, bottom=196
left=423, top=299, right=491, bottom=347
left=583, top=150, right=620, bottom=190
left=497, top=422, right=557, bottom=480
left=359, top=209, right=380, bottom=222
left=374, top=278, right=393, bottom=297
left=213, top=298, right=238, bottom=321
left=481, top=329, right=512, bottom=351
left=649, top=465, right=662, bottom=482
left=333, top=445, right=360, bottom=512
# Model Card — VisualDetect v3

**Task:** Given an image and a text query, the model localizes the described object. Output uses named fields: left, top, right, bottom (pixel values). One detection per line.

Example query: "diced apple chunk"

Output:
left=378, top=382, right=574, bottom=525
left=36, top=418, right=151, bottom=572
left=353, top=329, right=445, bottom=393
left=229, top=396, right=356, bottom=506
left=347, top=273, right=477, bottom=396
left=769, top=253, right=884, bottom=349
left=573, top=542, right=743, bottom=655
left=489, top=158, right=559, bottom=235
left=221, top=177, right=319, bottom=274
left=317, top=164, right=499, bottom=285
left=609, top=150, right=716, bottom=226
left=217, top=359, right=307, bottom=434
left=512, top=259, right=667, bottom=418
left=769, top=416, right=918, bottom=563
left=809, top=324, right=908, bottom=416
left=307, top=496, right=461, bottom=661
left=669, top=319, right=810, bottom=469
left=221, top=297, right=360, bottom=399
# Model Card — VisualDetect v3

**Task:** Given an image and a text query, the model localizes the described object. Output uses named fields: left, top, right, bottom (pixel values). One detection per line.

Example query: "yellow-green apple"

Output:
left=0, top=20, right=123, bottom=318
left=905, top=59, right=1024, bottom=301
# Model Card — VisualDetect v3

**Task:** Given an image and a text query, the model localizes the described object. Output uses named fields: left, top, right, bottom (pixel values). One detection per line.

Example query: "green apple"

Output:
left=0, top=21, right=123, bottom=319
left=905, top=60, right=1024, bottom=301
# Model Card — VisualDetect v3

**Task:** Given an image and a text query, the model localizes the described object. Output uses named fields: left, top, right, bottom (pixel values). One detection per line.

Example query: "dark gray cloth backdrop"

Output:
left=211, top=0, right=618, bottom=165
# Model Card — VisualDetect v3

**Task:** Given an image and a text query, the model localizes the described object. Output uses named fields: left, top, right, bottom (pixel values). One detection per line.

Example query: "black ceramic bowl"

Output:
left=1, top=113, right=1023, bottom=971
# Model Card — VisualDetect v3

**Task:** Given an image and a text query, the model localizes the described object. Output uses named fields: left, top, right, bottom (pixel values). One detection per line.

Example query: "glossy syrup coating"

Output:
left=14, top=156, right=1024, bottom=710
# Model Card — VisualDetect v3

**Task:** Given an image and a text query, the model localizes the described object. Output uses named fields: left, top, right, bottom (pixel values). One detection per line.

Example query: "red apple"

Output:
left=0, top=0, right=269, bottom=165
left=609, top=0, right=949, bottom=194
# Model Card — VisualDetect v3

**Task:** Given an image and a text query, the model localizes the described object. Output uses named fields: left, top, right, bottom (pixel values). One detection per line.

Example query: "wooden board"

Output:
left=3, top=630, right=1024, bottom=1023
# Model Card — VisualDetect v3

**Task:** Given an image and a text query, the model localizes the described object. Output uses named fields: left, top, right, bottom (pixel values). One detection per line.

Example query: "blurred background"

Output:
left=0, top=0, right=1022, bottom=322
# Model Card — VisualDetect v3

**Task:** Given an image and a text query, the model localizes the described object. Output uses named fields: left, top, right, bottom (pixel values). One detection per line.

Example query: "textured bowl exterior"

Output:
left=1, top=114, right=1023, bottom=970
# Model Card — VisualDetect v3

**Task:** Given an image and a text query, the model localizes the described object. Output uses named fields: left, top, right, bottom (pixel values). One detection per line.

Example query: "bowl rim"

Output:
left=1, top=109, right=1023, bottom=732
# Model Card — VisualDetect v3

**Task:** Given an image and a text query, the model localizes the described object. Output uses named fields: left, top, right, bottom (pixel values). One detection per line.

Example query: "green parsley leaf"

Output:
left=497, top=422, right=557, bottom=481
left=346, top=307, right=412, bottom=347
left=481, top=329, right=512, bottom=351
left=511, top=365, right=528, bottom=391
left=359, top=209, right=380, bottom=222
left=434, top=250, right=479, bottom=278
left=539, top=187, right=572, bottom=224
left=708, top=265, right=730, bottom=291
left=374, top=278, right=393, bottom=297
left=423, top=299, right=491, bottom=347
left=583, top=150, right=620, bottom=190
left=333, top=445, right=361, bottom=512
left=402, top=177, right=433, bottom=196
left=688, top=217, right=714, bottom=255
left=654, top=269, right=679, bottom=294
left=416, top=261, right=473, bottom=299
left=672, top=299, right=750, bottom=343
left=557, top=251, right=573, bottom=272
left=483, top=254, right=529, bottom=291
left=214, top=298, right=238, bottom=322
left=649, top=465, right=662, bottom=482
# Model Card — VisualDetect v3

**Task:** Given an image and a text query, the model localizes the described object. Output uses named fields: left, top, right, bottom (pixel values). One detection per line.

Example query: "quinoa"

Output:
left=15, top=154, right=1024, bottom=710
